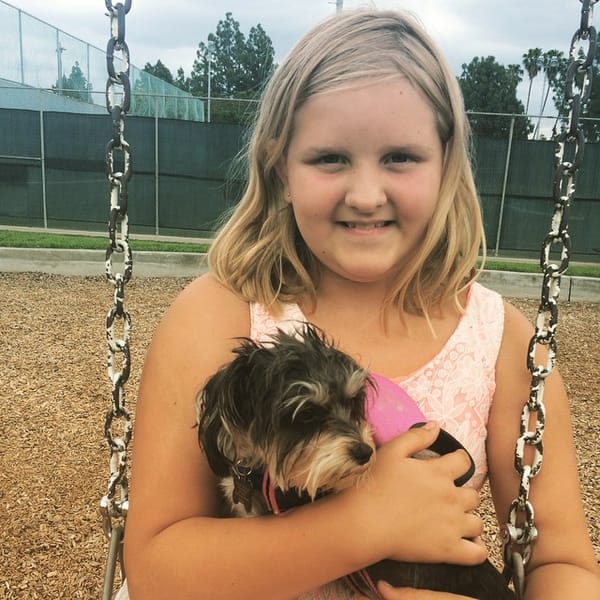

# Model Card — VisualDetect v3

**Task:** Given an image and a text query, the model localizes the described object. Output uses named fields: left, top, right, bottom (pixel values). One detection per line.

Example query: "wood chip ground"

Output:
left=1, top=273, right=598, bottom=599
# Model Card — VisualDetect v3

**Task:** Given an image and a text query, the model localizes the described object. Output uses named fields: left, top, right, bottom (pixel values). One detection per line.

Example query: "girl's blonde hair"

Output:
left=209, top=8, right=485, bottom=317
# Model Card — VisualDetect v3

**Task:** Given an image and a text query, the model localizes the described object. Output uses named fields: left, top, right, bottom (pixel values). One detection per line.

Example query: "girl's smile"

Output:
left=338, top=219, right=394, bottom=228
left=279, top=77, right=444, bottom=285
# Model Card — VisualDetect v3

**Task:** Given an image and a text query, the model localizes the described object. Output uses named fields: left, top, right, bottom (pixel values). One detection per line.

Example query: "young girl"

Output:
left=119, top=9, right=600, bottom=600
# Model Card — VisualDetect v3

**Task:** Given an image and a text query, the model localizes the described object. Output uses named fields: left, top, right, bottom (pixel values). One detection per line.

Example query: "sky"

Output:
left=3, top=0, right=586, bottom=116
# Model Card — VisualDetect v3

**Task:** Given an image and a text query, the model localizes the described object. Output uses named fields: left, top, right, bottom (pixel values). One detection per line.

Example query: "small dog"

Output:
left=197, top=324, right=514, bottom=600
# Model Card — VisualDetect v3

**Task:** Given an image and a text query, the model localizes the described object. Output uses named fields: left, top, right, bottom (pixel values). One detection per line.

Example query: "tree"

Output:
left=578, top=34, right=600, bottom=141
left=174, top=67, right=191, bottom=92
left=244, top=24, right=277, bottom=95
left=522, top=48, right=543, bottom=114
left=458, top=56, right=531, bottom=139
left=143, top=60, right=174, bottom=85
left=54, top=61, right=92, bottom=103
left=531, top=50, right=564, bottom=138
left=189, top=12, right=276, bottom=123
left=544, top=37, right=600, bottom=142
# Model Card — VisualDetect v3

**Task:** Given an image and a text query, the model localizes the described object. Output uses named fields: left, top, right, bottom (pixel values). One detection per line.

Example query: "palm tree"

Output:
left=533, top=50, right=563, bottom=139
left=522, top=48, right=543, bottom=114
left=540, top=51, right=562, bottom=115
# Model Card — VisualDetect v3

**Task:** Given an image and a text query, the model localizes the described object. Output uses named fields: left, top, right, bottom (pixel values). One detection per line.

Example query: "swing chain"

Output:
left=100, top=0, right=134, bottom=542
left=502, top=1, right=596, bottom=597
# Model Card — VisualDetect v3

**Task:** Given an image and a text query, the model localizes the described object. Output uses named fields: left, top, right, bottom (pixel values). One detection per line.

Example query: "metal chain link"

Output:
left=100, top=0, right=134, bottom=545
left=502, top=1, right=597, bottom=597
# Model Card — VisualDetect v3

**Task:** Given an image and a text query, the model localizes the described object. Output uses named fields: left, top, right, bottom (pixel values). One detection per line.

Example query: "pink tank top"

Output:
left=250, top=282, right=505, bottom=600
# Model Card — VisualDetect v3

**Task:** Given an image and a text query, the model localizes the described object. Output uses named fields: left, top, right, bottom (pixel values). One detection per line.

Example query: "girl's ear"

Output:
left=277, top=160, right=292, bottom=203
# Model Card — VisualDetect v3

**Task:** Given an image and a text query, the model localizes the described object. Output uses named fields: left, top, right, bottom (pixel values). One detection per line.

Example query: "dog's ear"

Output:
left=197, top=340, right=265, bottom=476
left=197, top=373, right=232, bottom=477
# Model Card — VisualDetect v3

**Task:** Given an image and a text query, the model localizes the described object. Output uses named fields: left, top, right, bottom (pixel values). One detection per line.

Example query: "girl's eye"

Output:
left=316, top=154, right=344, bottom=165
left=385, top=152, right=413, bottom=164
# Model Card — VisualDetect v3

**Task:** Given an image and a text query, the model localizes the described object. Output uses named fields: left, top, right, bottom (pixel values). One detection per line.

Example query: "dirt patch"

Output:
left=1, top=273, right=598, bottom=598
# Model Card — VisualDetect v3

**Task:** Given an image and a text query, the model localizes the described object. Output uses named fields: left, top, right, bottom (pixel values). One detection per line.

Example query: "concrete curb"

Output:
left=1, top=247, right=598, bottom=302
left=478, top=270, right=600, bottom=302
left=0, top=247, right=209, bottom=278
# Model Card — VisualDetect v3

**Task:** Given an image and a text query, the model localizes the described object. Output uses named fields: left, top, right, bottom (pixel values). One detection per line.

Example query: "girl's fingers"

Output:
left=464, top=512, right=485, bottom=540
left=456, top=537, right=488, bottom=565
left=458, top=485, right=480, bottom=512
left=436, top=449, right=474, bottom=486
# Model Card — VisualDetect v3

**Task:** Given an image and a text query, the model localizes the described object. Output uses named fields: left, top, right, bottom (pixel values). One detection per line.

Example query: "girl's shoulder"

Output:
left=498, top=297, right=535, bottom=347
left=168, top=273, right=249, bottom=326
left=150, top=273, right=251, bottom=368
left=494, top=297, right=537, bottom=386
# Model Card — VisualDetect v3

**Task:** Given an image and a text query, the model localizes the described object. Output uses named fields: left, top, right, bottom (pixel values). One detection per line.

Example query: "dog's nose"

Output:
left=351, top=442, right=373, bottom=465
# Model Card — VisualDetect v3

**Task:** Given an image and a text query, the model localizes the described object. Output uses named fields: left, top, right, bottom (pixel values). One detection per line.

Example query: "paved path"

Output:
left=1, top=247, right=598, bottom=302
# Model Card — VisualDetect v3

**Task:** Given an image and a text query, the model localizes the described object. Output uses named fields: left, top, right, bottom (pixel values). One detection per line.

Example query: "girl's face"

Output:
left=279, top=78, right=444, bottom=287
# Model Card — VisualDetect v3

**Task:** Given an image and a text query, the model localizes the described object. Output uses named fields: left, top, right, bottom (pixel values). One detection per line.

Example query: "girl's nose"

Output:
left=344, top=167, right=387, bottom=211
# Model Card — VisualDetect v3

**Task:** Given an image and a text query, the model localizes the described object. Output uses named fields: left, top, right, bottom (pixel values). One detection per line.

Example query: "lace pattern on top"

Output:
left=250, top=283, right=504, bottom=489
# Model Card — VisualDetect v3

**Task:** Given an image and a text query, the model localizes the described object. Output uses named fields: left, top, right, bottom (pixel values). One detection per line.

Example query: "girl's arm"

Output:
left=367, top=300, right=600, bottom=600
left=122, top=274, right=486, bottom=600
left=487, top=301, right=600, bottom=599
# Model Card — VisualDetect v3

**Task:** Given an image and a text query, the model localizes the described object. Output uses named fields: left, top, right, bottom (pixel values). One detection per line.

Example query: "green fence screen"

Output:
left=0, top=107, right=598, bottom=259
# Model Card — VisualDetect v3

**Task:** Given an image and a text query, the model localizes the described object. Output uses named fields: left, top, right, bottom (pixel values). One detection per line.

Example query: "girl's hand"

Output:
left=344, top=422, right=487, bottom=566
left=359, top=580, right=477, bottom=599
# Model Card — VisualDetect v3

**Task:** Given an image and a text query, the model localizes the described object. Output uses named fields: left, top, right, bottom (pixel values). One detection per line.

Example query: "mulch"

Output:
left=1, top=272, right=598, bottom=599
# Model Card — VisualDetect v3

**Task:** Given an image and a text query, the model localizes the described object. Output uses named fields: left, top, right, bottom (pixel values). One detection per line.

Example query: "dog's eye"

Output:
left=291, top=404, right=319, bottom=424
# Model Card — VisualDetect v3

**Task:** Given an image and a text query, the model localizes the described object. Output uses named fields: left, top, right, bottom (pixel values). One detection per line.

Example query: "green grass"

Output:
left=480, top=259, right=600, bottom=278
left=1, top=229, right=599, bottom=277
left=0, top=230, right=210, bottom=253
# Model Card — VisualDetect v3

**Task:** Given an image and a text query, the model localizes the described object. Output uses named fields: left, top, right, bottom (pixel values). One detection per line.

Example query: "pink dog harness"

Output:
left=365, top=373, right=428, bottom=444
left=366, top=372, right=474, bottom=486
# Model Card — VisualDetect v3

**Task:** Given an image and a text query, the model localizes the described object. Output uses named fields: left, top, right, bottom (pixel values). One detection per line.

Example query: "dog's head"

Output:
left=197, top=324, right=375, bottom=499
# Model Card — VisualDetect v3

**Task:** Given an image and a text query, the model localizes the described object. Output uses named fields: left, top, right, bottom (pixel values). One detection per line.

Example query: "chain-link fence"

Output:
left=469, top=113, right=600, bottom=260
left=0, top=105, right=599, bottom=260
left=0, top=1, right=204, bottom=121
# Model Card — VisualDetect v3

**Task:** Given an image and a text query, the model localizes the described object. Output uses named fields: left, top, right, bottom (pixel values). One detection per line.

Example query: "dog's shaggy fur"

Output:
left=197, top=324, right=514, bottom=599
